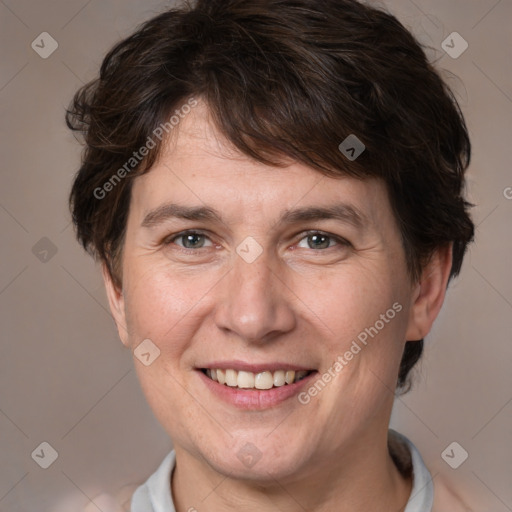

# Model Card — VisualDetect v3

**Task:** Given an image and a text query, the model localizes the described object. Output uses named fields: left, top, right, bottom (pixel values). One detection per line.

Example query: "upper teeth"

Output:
left=205, top=369, right=310, bottom=389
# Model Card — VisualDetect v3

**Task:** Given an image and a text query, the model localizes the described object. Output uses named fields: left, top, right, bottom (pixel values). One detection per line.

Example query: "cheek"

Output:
left=122, top=262, right=218, bottom=355
left=125, top=267, right=205, bottom=423
left=305, top=265, right=408, bottom=390
left=123, top=266, right=180, bottom=338
left=300, top=266, right=398, bottom=338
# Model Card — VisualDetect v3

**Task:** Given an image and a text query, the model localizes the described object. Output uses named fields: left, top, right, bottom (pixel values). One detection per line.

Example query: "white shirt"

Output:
left=130, top=429, right=441, bottom=512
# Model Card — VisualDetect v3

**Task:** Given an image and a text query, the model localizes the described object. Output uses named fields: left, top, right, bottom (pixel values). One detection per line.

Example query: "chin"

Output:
left=201, top=437, right=309, bottom=482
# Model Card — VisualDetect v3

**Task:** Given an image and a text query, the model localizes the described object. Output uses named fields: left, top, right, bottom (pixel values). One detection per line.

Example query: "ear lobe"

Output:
left=101, top=263, right=130, bottom=348
left=405, top=244, right=453, bottom=342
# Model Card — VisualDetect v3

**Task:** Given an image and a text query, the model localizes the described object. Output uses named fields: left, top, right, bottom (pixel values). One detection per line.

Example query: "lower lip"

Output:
left=197, top=370, right=318, bottom=410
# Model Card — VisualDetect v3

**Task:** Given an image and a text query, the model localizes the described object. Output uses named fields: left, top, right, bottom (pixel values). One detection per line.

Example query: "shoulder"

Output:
left=79, top=484, right=140, bottom=512
left=432, top=475, right=474, bottom=512
left=388, top=430, right=473, bottom=512
left=86, top=451, right=176, bottom=512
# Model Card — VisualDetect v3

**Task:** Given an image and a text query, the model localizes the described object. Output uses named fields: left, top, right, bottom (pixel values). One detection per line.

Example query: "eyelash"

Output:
left=163, top=229, right=351, bottom=254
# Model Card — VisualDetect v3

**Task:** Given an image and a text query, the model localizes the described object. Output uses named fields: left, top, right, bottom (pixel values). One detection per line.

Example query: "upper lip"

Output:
left=197, top=360, right=315, bottom=373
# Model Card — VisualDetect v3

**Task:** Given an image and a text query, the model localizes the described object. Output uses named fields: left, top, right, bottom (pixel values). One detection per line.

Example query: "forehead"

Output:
left=129, top=101, right=395, bottom=233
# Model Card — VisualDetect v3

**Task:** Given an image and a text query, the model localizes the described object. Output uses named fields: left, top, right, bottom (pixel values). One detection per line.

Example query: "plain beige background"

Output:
left=0, top=0, right=511, bottom=510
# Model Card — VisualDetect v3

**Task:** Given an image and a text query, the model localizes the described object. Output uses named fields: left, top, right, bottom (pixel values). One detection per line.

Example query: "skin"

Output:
left=103, top=100, right=452, bottom=511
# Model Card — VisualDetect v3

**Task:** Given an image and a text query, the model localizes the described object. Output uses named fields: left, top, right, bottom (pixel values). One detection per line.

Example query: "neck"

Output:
left=171, top=430, right=412, bottom=512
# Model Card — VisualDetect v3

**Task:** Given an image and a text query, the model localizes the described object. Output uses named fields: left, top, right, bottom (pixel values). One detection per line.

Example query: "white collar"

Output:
left=131, top=430, right=434, bottom=512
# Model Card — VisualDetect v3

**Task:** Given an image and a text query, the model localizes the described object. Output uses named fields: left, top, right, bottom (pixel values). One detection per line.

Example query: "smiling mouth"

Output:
left=200, top=368, right=315, bottom=390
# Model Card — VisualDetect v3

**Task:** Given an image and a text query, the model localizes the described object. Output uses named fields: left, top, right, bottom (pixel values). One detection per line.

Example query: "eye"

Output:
left=296, top=230, right=350, bottom=250
left=162, top=229, right=350, bottom=254
left=165, top=230, right=214, bottom=250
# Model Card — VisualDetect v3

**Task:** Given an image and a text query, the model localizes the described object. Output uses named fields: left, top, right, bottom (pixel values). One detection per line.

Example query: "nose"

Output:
left=214, top=247, right=296, bottom=345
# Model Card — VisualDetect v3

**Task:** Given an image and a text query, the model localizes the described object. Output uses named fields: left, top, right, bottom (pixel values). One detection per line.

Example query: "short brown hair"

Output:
left=66, top=0, right=474, bottom=393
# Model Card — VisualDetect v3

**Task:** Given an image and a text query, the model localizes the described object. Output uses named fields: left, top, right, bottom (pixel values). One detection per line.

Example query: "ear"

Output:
left=102, top=263, right=130, bottom=348
left=405, top=244, right=453, bottom=342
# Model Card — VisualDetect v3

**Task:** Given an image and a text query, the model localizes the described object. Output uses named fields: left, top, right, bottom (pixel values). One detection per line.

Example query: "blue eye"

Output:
left=163, top=229, right=350, bottom=253
left=297, top=231, right=349, bottom=250
left=167, top=231, right=213, bottom=250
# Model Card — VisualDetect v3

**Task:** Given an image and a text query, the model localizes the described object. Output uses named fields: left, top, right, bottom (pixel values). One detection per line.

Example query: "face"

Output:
left=104, top=100, right=449, bottom=483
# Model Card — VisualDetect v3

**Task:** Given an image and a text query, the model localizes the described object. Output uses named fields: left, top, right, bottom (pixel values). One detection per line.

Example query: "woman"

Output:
left=67, top=1, right=475, bottom=510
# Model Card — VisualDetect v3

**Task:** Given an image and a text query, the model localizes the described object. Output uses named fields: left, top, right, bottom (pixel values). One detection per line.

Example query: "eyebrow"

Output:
left=141, top=202, right=368, bottom=230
